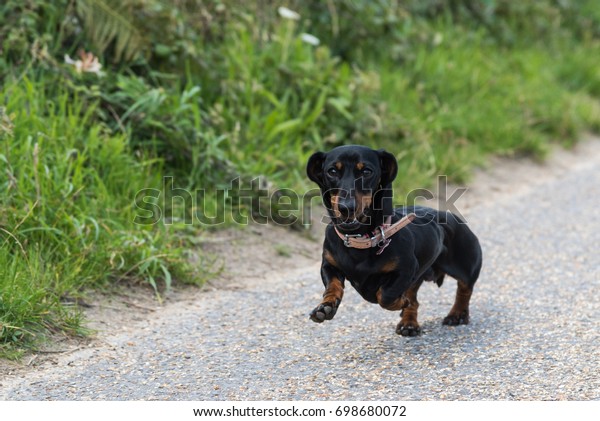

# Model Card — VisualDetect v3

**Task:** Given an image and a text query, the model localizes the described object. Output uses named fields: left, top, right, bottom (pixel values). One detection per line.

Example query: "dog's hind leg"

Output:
left=395, top=280, right=423, bottom=337
left=437, top=213, right=482, bottom=326
left=443, top=279, right=473, bottom=325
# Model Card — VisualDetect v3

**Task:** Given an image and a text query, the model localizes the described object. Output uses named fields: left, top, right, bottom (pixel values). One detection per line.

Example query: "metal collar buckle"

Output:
left=343, top=233, right=363, bottom=247
left=376, top=226, right=386, bottom=247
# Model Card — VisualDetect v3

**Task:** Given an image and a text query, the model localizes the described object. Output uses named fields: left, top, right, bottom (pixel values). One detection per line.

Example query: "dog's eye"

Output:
left=362, top=168, right=373, bottom=176
left=327, top=167, right=339, bottom=177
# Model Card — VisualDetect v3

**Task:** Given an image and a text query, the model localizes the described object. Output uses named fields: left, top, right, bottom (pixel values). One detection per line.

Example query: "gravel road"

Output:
left=1, top=141, right=599, bottom=401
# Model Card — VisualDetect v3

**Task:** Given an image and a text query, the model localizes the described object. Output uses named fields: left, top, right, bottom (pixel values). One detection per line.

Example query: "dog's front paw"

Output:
left=309, top=300, right=339, bottom=323
left=396, top=321, right=421, bottom=337
left=443, top=310, right=469, bottom=326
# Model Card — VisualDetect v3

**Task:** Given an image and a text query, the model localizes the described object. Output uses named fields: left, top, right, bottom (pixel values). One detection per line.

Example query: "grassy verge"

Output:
left=0, top=77, right=200, bottom=358
left=1, top=0, right=600, bottom=357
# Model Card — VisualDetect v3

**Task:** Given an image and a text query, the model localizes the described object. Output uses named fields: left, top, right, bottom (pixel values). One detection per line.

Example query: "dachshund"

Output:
left=307, top=145, right=482, bottom=336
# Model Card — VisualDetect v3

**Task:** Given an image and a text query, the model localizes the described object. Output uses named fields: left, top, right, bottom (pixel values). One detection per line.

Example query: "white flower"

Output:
left=300, top=33, right=320, bottom=46
left=278, top=6, right=300, bottom=21
left=64, top=50, right=103, bottom=75
left=64, top=54, right=81, bottom=71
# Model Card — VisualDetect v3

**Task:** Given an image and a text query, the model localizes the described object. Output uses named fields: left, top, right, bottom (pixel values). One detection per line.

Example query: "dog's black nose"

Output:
left=338, top=198, right=356, bottom=218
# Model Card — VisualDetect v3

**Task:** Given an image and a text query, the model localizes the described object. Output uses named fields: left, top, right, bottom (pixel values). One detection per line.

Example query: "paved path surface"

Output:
left=1, top=143, right=599, bottom=400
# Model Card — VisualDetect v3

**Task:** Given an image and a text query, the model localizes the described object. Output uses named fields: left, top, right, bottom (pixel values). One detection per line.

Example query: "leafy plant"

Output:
left=75, top=0, right=145, bottom=61
left=0, top=76, right=191, bottom=353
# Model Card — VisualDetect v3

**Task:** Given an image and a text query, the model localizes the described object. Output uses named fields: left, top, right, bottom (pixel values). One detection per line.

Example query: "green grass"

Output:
left=170, top=14, right=600, bottom=198
left=0, top=77, right=197, bottom=357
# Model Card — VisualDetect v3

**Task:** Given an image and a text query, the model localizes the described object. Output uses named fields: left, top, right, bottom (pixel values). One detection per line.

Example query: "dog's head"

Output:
left=307, top=145, right=397, bottom=232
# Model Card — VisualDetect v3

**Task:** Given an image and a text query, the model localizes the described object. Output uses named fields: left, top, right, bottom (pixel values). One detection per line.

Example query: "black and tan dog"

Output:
left=307, top=145, right=482, bottom=336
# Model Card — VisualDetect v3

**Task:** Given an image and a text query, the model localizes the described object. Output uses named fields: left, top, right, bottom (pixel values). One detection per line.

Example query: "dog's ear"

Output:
left=307, top=151, right=334, bottom=216
left=306, top=151, right=327, bottom=187
left=377, top=149, right=398, bottom=188
left=376, top=149, right=398, bottom=219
